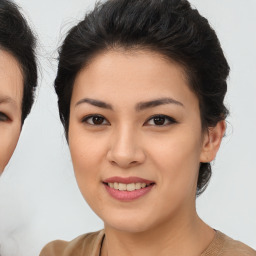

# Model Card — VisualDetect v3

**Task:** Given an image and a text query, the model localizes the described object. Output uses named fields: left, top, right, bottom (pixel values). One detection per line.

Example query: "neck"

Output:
left=101, top=212, right=215, bottom=256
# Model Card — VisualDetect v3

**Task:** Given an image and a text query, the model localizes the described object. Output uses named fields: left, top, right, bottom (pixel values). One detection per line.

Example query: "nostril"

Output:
left=109, top=160, right=138, bottom=167
left=110, top=160, right=118, bottom=166
left=107, top=147, right=146, bottom=168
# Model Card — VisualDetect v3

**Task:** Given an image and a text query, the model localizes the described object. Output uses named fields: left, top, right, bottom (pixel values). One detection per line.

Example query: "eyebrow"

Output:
left=0, top=96, right=16, bottom=106
left=75, top=98, right=113, bottom=110
left=75, top=97, right=183, bottom=111
left=135, top=97, right=184, bottom=111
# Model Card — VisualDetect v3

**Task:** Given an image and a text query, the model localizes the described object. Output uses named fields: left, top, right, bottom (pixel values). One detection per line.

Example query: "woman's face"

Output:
left=69, top=50, right=222, bottom=233
left=0, top=50, right=23, bottom=173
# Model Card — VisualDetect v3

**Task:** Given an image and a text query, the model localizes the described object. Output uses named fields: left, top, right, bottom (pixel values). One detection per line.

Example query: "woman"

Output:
left=0, top=0, right=37, bottom=174
left=40, top=0, right=256, bottom=255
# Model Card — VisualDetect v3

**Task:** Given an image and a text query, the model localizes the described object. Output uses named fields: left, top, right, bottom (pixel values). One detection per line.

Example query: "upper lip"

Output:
left=103, top=176, right=155, bottom=185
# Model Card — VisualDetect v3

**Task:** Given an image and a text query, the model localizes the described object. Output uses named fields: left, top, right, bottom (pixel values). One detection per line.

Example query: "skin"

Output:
left=0, top=50, right=23, bottom=173
left=69, top=50, right=225, bottom=256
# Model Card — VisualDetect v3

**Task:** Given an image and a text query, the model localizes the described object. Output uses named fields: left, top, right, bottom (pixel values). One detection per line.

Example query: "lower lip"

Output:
left=104, top=184, right=154, bottom=201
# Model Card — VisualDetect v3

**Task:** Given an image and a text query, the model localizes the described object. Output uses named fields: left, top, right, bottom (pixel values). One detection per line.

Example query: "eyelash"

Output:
left=82, top=114, right=110, bottom=126
left=82, top=114, right=177, bottom=126
left=0, top=112, right=9, bottom=122
left=144, top=114, right=177, bottom=126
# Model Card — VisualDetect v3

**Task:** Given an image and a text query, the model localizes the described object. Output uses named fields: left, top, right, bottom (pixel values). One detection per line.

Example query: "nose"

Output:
left=107, top=127, right=146, bottom=169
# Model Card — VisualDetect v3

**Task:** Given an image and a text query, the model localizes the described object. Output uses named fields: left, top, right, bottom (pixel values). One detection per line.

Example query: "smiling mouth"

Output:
left=102, top=176, right=155, bottom=200
left=104, top=182, right=155, bottom=192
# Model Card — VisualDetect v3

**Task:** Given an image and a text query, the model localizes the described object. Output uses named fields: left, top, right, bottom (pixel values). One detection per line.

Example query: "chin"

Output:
left=102, top=210, right=157, bottom=234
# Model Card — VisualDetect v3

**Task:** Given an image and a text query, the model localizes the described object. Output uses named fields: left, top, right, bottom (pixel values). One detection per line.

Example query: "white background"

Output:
left=0, top=0, right=255, bottom=255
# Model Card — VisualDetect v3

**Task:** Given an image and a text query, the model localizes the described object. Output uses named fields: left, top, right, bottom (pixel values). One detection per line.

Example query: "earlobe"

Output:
left=200, top=120, right=226, bottom=163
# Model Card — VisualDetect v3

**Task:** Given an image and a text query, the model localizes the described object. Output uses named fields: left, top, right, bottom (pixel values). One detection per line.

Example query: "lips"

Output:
left=103, top=176, right=155, bottom=201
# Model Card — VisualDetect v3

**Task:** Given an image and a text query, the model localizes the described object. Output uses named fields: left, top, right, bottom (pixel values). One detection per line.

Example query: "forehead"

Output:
left=0, top=50, right=23, bottom=107
left=72, top=50, right=197, bottom=107
left=79, top=49, right=188, bottom=83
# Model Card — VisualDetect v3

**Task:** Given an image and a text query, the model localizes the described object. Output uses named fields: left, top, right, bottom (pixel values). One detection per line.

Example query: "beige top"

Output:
left=40, top=230, right=256, bottom=256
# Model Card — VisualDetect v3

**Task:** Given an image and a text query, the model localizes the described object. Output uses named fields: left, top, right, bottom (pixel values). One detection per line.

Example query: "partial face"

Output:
left=0, top=50, right=23, bottom=173
left=69, top=50, right=214, bottom=233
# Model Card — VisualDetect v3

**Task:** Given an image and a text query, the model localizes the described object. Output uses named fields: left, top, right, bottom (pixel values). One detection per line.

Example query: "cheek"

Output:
left=69, top=128, right=106, bottom=173
left=0, top=123, right=21, bottom=173
left=68, top=125, right=107, bottom=202
left=148, top=128, right=202, bottom=196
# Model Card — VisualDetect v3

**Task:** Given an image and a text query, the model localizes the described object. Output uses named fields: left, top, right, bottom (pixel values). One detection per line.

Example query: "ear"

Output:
left=200, top=120, right=226, bottom=163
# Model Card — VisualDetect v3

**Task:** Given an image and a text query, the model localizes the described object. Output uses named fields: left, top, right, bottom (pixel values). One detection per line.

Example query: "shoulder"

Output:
left=204, top=231, right=256, bottom=256
left=39, top=230, right=104, bottom=256
left=220, top=232, right=256, bottom=256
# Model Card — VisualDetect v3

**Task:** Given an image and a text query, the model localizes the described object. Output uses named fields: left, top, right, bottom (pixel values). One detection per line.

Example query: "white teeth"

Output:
left=114, top=182, right=119, bottom=189
left=107, top=182, right=150, bottom=191
left=141, top=183, right=146, bottom=188
left=119, top=183, right=127, bottom=191
left=135, top=183, right=141, bottom=190
left=127, top=183, right=135, bottom=191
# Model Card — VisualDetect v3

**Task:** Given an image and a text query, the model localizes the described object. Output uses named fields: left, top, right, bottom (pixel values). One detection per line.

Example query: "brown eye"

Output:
left=83, top=114, right=109, bottom=125
left=0, top=112, right=9, bottom=122
left=153, top=116, right=165, bottom=125
left=145, top=115, right=177, bottom=126
left=92, top=116, right=104, bottom=125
